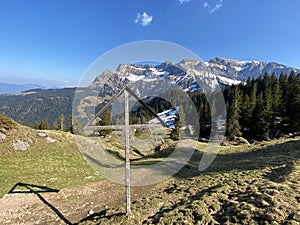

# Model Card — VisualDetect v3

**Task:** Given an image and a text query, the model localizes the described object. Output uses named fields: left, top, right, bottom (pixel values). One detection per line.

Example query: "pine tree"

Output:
left=263, top=87, right=273, bottom=131
left=53, top=114, right=65, bottom=131
left=98, top=109, right=112, bottom=136
left=39, top=119, right=49, bottom=130
left=286, top=73, right=300, bottom=132
left=250, top=81, right=257, bottom=111
left=69, top=116, right=81, bottom=134
left=33, top=121, right=40, bottom=130
left=271, top=78, right=282, bottom=117
left=279, top=72, right=289, bottom=115
left=170, top=112, right=181, bottom=141
left=252, top=89, right=272, bottom=140
left=226, top=87, right=242, bottom=140
left=169, top=106, right=186, bottom=141
left=240, top=94, right=252, bottom=136
left=178, top=105, right=186, bottom=128
left=262, top=72, right=270, bottom=90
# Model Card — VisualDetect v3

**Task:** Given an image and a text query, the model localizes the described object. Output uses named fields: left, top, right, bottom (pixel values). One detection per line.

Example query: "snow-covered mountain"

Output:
left=90, top=58, right=300, bottom=94
left=205, top=58, right=299, bottom=81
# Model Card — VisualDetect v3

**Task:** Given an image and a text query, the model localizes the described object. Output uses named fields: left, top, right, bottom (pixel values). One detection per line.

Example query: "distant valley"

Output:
left=0, top=82, right=45, bottom=95
left=0, top=79, right=76, bottom=95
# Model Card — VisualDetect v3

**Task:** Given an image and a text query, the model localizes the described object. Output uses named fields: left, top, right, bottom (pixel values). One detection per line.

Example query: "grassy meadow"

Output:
left=0, top=123, right=101, bottom=198
left=1, top=116, right=300, bottom=224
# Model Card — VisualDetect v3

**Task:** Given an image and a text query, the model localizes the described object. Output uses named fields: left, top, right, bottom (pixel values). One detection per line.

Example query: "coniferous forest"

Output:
left=223, top=71, right=300, bottom=140
left=130, top=71, right=300, bottom=141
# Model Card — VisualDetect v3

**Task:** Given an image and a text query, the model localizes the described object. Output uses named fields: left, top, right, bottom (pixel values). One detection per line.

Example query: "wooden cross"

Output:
left=81, top=86, right=167, bottom=214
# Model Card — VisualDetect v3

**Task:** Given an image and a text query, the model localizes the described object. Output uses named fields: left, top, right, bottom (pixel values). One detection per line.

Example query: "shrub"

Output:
left=0, top=114, right=16, bottom=130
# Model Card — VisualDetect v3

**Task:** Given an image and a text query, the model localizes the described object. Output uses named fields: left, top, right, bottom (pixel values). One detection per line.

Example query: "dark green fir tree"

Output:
left=226, top=87, right=242, bottom=140
left=98, top=109, right=112, bottom=136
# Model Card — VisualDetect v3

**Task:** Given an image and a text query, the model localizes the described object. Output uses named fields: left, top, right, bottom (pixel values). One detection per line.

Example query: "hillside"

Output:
left=0, top=115, right=101, bottom=198
left=0, top=88, right=75, bottom=128
left=0, top=116, right=299, bottom=224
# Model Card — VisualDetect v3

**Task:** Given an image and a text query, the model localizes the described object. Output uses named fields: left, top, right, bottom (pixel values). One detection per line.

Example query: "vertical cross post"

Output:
left=80, top=86, right=168, bottom=215
left=124, top=90, right=131, bottom=215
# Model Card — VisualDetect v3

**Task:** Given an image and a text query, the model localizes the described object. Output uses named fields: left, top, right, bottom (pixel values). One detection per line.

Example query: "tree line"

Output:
left=223, top=71, right=300, bottom=140
left=29, top=114, right=68, bottom=131
left=29, top=71, right=300, bottom=141
left=126, top=71, right=300, bottom=141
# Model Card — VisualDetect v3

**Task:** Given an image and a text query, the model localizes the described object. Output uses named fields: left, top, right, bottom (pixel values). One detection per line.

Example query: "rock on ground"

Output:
left=12, top=140, right=30, bottom=151
left=0, top=132, right=7, bottom=141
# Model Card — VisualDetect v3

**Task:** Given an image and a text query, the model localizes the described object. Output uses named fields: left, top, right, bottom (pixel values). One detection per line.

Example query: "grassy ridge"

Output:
left=0, top=125, right=101, bottom=198
left=0, top=114, right=16, bottom=130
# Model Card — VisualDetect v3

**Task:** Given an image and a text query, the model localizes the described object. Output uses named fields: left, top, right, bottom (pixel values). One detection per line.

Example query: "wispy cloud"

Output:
left=134, top=12, right=153, bottom=26
left=203, top=1, right=209, bottom=8
left=203, top=0, right=223, bottom=14
left=210, top=2, right=222, bottom=13
left=177, top=0, right=191, bottom=4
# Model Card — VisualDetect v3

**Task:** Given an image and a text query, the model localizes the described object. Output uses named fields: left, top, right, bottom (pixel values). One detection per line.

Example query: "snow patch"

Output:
left=148, top=107, right=179, bottom=128
left=126, top=74, right=145, bottom=82
left=149, top=68, right=170, bottom=77
left=206, top=63, right=227, bottom=70
left=217, top=76, right=242, bottom=85
left=233, top=66, right=243, bottom=72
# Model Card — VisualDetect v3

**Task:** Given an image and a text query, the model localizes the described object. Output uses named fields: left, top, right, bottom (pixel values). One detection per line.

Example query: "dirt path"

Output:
left=0, top=180, right=153, bottom=225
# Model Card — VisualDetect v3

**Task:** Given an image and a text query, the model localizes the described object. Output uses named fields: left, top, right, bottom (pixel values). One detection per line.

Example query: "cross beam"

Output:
left=81, top=86, right=168, bottom=132
left=82, top=124, right=163, bottom=131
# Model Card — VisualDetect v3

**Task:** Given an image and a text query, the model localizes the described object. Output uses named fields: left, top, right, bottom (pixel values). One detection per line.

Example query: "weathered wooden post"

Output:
left=124, top=89, right=131, bottom=214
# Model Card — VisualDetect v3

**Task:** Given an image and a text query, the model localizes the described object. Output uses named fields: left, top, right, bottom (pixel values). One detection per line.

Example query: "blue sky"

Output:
left=0, top=0, right=300, bottom=86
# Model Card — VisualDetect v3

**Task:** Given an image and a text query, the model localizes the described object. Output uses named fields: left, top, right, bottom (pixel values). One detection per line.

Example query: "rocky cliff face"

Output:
left=205, top=57, right=299, bottom=81
left=89, top=58, right=300, bottom=95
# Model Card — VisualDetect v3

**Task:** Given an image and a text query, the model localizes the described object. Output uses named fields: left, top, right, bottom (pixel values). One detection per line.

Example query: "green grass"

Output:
left=78, top=137, right=300, bottom=225
left=0, top=125, right=101, bottom=198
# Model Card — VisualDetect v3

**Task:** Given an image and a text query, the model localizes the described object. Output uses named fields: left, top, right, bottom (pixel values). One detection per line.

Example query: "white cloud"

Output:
left=134, top=12, right=153, bottom=26
left=209, top=0, right=223, bottom=13
left=177, top=0, right=190, bottom=4
left=203, top=1, right=209, bottom=8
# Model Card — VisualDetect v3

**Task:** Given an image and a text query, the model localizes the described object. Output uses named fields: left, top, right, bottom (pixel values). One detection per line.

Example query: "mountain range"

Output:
left=90, top=57, right=300, bottom=94
left=0, top=57, right=299, bottom=127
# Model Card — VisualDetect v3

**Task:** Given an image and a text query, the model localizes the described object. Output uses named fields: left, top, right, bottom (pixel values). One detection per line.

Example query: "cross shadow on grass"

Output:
left=8, top=183, right=125, bottom=225
left=8, top=183, right=72, bottom=225
left=74, top=209, right=125, bottom=225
